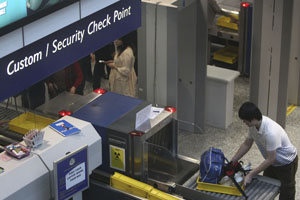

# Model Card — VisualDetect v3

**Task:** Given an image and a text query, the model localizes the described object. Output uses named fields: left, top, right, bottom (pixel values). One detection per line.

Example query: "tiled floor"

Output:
left=178, top=76, right=300, bottom=199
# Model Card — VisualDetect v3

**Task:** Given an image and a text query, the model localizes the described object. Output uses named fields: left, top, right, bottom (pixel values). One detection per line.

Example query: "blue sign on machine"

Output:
left=0, top=0, right=141, bottom=102
left=54, top=145, right=88, bottom=200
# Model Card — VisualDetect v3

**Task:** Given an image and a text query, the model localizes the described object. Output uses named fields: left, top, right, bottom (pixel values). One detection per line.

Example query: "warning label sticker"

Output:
left=109, top=145, right=125, bottom=171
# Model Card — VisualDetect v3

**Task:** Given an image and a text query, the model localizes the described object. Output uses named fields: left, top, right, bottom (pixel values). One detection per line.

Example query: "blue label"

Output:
left=0, top=0, right=141, bottom=102
left=56, top=146, right=88, bottom=200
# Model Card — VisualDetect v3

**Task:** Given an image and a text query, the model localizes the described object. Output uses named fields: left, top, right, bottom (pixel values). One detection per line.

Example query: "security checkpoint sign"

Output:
left=0, top=0, right=141, bottom=102
left=110, top=145, right=125, bottom=171
left=54, top=145, right=88, bottom=200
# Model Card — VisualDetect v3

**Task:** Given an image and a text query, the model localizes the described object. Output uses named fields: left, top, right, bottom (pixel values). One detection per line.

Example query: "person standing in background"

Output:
left=106, top=33, right=137, bottom=98
left=81, top=43, right=114, bottom=91
left=21, top=80, right=46, bottom=109
left=47, top=61, right=84, bottom=98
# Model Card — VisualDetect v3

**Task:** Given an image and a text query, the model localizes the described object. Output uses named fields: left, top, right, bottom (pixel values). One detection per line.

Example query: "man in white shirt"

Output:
left=231, top=102, right=298, bottom=200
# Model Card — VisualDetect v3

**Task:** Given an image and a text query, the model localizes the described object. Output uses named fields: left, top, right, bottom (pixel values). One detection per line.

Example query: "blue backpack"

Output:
left=200, top=147, right=225, bottom=184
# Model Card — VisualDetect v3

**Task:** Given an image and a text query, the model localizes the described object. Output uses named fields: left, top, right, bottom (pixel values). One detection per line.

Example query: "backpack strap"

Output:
left=223, top=159, right=248, bottom=199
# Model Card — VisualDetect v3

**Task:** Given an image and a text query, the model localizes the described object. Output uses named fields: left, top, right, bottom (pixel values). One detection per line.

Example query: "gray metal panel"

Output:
left=138, top=0, right=205, bottom=132
left=137, top=2, right=148, bottom=100
left=276, top=0, right=293, bottom=127
left=80, top=0, right=119, bottom=18
left=177, top=0, right=206, bottom=133
left=249, top=0, right=262, bottom=105
left=256, top=0, right=274, bottom=114
left=137, top=2, right=178, bottom=107
left=267, top=0, right=283, bottom=119
left=238, top=4, right=246, bottom=74
left=154, top=5, right=168, bottom=105
left=250, top=0, right=293, bottom=127
left=217, top=29, right=239, bottom=42
left=287, top=0, right=300, bottom=105
left=23, top=2, right=80, bottom=45
left=36, top=91, right=100, bottom=117
left=218, top=0, right=242, bottom=11
left=107, top=101, right=151, bottom=134
left=0, top=28, right=23, bottom=58
left=177, top=2, right=197, bottom=132
left=195, top=0, right=207, bottom=133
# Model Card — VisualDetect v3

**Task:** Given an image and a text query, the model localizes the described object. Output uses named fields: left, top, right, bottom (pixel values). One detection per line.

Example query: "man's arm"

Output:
left=209, top=0, right=237, bottom=22
left=209, top=0, right=231, bottom=16
left=231, top=137, right=253, bottom=163
left=243, top=150, right=276, bottom=186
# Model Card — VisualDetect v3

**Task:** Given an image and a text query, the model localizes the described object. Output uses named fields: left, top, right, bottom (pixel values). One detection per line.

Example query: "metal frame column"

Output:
left=288, top=0, right=300, bottom=106
left=137, top=2, right=178, bottom=107
left=250, top=0, right=293, bottom=127
left=177, top=0, right=207, bottom=133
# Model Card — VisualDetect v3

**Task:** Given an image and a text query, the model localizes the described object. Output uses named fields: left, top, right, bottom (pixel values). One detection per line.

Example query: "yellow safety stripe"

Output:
left=286, top=104, right=297, bottom=116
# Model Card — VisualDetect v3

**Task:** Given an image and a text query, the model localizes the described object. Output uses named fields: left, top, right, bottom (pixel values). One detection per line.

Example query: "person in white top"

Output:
left=106, top=33, right=137, bottom=98
left=231, top=102, right=298, bottom=200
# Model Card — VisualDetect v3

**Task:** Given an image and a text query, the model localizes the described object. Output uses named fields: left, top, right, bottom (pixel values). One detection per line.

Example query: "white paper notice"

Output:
left=0, top=8, right=5, bottom=16
left=150, top=107, right=164, bottom=119
left=65, top=163, right=86, bottom=190
left=0, top=1, right=7, bottom=9
left=135, top=104, right=152, bottom=129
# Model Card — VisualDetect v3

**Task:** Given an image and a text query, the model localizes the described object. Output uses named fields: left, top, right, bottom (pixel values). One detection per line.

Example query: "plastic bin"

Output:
left=196, top=177, right=244, bottom=196
left=8, top=112, right=55, bottom=135
left=110, top=172, right=153, bottom=198
left=213, top=46, right=238, bottom=64
left=217, top=15, right=239, bottom=31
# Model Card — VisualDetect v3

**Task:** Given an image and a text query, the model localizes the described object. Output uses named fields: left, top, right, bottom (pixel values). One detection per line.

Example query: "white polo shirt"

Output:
left=248, top=116, right=297, bottom=166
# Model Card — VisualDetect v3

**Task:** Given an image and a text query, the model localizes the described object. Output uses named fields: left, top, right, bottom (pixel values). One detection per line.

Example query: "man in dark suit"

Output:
left=81, top=43, right=114, bottom=90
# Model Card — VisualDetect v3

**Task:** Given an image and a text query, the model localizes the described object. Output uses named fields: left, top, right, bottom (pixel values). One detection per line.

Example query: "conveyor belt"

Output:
left=0, top=106, right=22, bottom=121
left=0, top=106, right=24, bottom=152
left=181, top=170, right=280, bottom=200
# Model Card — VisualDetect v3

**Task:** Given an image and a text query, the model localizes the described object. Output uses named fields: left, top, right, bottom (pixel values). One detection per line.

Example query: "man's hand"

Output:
left=243, top=172, right=254, bottom=186
left=230, top=16, right=238, bottom=24
left=70, top=86, right=76, bottom=94
left=105, top=60, right=116, bottom=68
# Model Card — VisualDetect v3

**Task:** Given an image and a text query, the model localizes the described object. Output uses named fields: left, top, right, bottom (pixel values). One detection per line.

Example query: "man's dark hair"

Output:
left=238, top=102, right=262, bottom=121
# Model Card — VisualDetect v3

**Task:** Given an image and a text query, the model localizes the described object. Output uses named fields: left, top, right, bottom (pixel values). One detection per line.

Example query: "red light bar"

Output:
left=93, top=89, right=107, bottom=94
left=164, top=106, right=176, bottom=113
left=58, top=110, right=72, bottom=117
left=130, top=131, right=145, bottom=136
left=241, top=2, right=250, bottom=7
